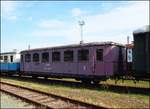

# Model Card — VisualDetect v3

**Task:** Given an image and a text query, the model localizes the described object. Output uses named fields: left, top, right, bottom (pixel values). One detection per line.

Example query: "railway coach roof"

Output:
left=0, top=52, right=17, bottom=55
left=21, top=41, right=125, bottom=53
left=133, top=25, right=150, bottom=35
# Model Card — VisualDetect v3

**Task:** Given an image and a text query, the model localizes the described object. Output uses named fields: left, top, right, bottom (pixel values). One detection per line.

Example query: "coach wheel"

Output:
left=32, top=76, right=38, bottom=79
left=8, top=74, right=12, bottom=76
left=44, top=76, right=48, bottom=80
left=92, top=80, right=100, bottom=85
left=81, top=80, right=91, bottom=84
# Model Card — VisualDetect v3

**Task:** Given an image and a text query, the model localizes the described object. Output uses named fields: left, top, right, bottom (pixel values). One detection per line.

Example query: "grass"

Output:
left=101, top=79, right=150, bottom=88
left=0, top=77, right=150, bottom=108
left=49, top=77, right=150, bottom=88
left=1, top=92, right=36, bottom=108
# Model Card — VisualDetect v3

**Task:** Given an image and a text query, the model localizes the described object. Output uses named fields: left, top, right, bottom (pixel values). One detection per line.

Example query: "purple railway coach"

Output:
left=20, top=42, right=126, bottom=83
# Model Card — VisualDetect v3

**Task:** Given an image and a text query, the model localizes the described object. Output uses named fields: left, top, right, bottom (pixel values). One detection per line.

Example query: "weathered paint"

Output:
left=20, top=42, right=126, bottom=79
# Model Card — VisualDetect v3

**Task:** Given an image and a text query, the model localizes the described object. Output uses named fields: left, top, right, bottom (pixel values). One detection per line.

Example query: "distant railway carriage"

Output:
left=133, top=25, right=150, bottom=79
left=0, top=51, right=20, bottom=74
left=20, top=42, right=126, bottom=83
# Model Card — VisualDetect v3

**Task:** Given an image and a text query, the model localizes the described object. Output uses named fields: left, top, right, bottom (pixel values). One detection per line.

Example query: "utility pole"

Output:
left=28, top=44, right=30, bottom=50
left=127, top=36, right=130, bottom=44
left=78, top=20, right=85, bottom=44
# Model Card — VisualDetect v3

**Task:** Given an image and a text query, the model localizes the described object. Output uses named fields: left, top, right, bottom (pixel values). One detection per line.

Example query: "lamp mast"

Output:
left=78, top=20, right=85, bottom=44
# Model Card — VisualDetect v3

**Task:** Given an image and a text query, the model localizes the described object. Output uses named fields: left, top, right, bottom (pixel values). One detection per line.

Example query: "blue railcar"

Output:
left=0, top=63, right=20, bottom=71
left=0, top=51, right=20, bottom=75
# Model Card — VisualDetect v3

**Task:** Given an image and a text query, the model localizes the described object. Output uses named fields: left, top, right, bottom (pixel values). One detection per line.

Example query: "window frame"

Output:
left=78, top=49, right=89, bottom=61
left=52, top=51, right=61, bottom=62
left=42, top=52, right=49, bottom=63
left=96, top=49, right=103, bottom=61
left=4, top=56, right=8, bottom=62
left=10, top=55, right=13, bottom=62
left=33, top=53, right=40, bottom=62
left=25, top=54, right=31, bottom=62
left=64, top=50, right=74, bottom=62
left=0, top=56, right=3, bottom=60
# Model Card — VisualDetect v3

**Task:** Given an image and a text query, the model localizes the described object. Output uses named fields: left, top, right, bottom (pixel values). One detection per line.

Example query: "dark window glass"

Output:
left=21, top=55, right=23, bottom=62
left=33, top=53, right=39, bottom=62
left=64, top=50, right=73, bottom=61
left=42, top=52, right=49, bottom=62
left=0, top=56, right=3, bottom=60
left=96, top=49, right=103, bottom=61
left=52, top=51, right=60, bottom=62
left=25, top=54, right=31, bottom=62
left=10, top=56, right=13, bottom=62
left=78, top=49, right=89, bottom=61
left=4, top=56, right=8, bottom=62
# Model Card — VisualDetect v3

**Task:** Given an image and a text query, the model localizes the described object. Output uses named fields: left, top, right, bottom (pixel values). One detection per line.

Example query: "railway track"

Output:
left=0, top=81, right=106, bottom=109
left=1, top=75, right=149, bottom=95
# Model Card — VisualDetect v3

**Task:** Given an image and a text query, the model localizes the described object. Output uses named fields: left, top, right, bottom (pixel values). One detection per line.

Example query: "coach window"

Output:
left=64, top=50, right=74, bottom=61
left=10, top=55, right=13, bottom=62
left=0, top=56, right=3, bottom=60
left=33, top=53, right=39, bottom=62
left=96, top=49, right=103, bottom=61
left=78, top=49, right=89, bottom=61
left=4, top=56, right=8, bottom=62
left=52, top=51, right=60, bottom=62
left=25, top=54, right=31, bottom=62
left=42, top=52, right=49, bottom=62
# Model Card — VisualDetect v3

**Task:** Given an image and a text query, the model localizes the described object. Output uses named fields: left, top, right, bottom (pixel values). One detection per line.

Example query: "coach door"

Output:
left=77, top=48, right=92, bottom=75
left=32, top=53, right=41, bottom=72
left=63, top=50, right=78, bottom=75
left=94, top=47, right=105, bottom=76
left=21, top=54, right=24, bottom=72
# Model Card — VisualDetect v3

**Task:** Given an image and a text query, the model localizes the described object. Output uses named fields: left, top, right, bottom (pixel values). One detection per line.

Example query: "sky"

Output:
left=1, top=1, right=149, bottom=52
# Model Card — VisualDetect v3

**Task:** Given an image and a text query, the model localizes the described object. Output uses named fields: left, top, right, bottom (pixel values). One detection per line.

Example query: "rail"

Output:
left=0, top=81, right=107, bottom=109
